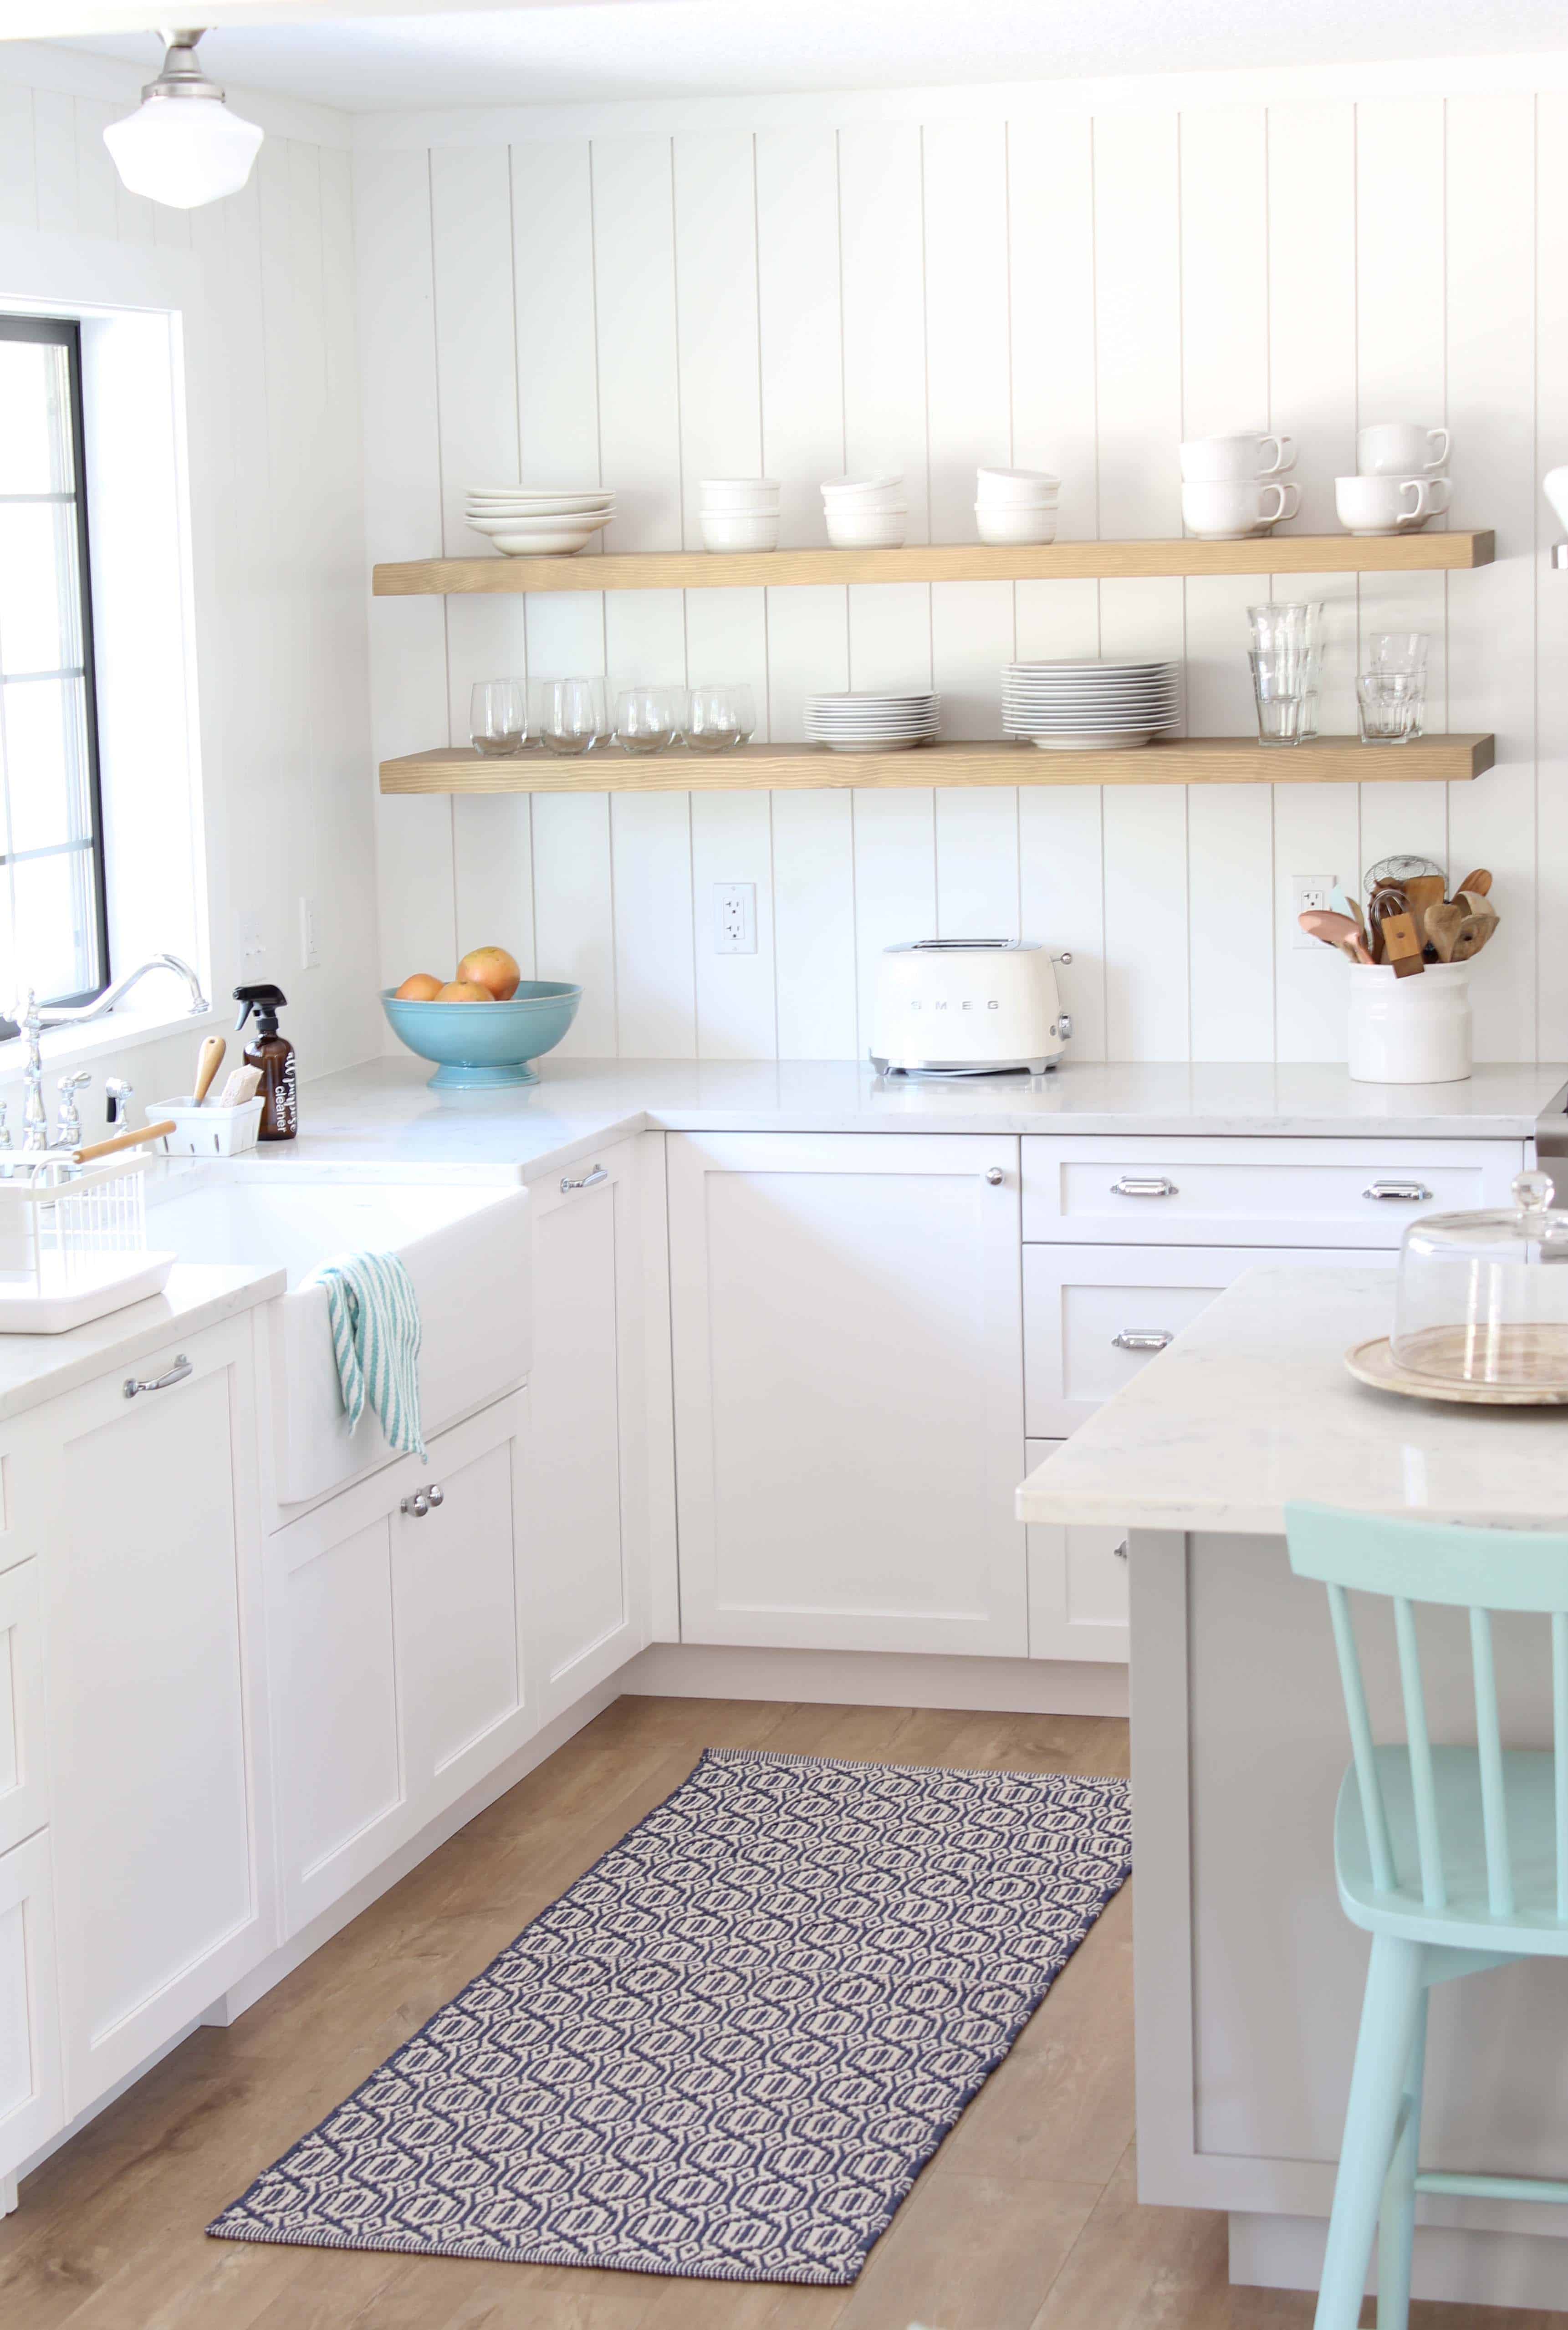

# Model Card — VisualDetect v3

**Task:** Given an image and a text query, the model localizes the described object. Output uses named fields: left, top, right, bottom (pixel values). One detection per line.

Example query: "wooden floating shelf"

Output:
left=381, top=735, right=1495, bottom=795
left=373, top=531, right=1496, bottom=596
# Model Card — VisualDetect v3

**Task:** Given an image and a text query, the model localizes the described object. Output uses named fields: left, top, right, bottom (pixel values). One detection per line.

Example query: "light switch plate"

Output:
left=713, top=881, right=757, bottom=955
left=298, top=895, right=320, bottom=970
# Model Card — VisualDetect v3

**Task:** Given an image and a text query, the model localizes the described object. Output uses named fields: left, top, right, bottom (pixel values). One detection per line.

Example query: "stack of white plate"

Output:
left=805, top=691, right=940, bottom=753
left=465, top=485, right=616, bottom=557
left=1001, top=659, right=1181, bottom=750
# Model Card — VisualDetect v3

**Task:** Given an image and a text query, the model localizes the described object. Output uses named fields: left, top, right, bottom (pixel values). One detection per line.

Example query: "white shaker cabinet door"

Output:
left=524, top=1139, right=659, bottom=1727
left=0, top=1562, right=46, bottom=1860
left=33, top=1319, right=274, bottom=2116
left=0, top=1830, right=61, bottom=2183
left=669, top=1132, right=1027, bottom=1657
left=270, top=1395, right=533, bottom=1937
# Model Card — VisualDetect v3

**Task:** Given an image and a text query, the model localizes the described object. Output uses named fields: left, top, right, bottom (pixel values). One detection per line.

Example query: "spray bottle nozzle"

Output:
left=235, top=982, right=288, bottom=1034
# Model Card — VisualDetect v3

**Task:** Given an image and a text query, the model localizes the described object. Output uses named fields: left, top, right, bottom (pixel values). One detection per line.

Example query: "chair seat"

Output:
left=1336, top=1746, right=1568, bottom=1953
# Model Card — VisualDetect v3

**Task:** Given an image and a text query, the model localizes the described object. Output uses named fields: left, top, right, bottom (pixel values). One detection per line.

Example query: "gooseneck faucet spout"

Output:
left=14, top=954, right=209, bottom=1154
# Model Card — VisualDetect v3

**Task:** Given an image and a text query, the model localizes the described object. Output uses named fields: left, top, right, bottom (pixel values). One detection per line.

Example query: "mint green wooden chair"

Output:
left=1286, top=1500, right=1568, bottom=2329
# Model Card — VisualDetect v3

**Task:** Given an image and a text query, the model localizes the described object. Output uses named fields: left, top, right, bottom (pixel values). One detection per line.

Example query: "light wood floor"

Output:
left=4, top=1694, right=1564, bottom=2330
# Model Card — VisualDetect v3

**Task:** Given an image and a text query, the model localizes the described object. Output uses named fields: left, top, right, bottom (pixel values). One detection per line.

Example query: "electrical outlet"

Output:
left=298, top=894, right=320, bottom=970
left=713, top=881, right=757, bottom=955
left=1290, top=872, right=1338, bottom=951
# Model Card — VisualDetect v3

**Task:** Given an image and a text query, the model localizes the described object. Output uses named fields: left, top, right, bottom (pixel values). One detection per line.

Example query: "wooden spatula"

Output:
left=1380, top=911, right=1426, bottom=977
left=1403, top=875, right=1446, bottom=943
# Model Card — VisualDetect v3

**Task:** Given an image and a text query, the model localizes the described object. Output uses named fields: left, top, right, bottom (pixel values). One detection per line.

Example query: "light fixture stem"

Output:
left=145, top=28, right=224, bottom=102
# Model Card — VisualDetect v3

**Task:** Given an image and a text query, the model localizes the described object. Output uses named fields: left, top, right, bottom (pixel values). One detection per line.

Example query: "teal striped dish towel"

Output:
left=307, top=1250, right=427, bottom=1460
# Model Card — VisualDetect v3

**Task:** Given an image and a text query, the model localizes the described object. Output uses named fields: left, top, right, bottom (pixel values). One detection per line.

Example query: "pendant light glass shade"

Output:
left=103, top=30, right=262, bottom=210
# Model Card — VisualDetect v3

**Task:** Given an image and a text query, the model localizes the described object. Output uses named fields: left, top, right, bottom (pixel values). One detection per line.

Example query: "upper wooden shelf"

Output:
left=381, top=735, right=1494, bottom=795
left=372, top=532, right=1496, bottom=597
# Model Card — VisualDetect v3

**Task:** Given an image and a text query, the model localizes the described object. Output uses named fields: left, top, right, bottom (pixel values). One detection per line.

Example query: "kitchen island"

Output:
left=1017, top=1265, right=1568, bottom=2312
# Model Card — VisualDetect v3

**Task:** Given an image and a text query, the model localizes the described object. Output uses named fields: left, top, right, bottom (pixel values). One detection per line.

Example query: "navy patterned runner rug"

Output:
left=210, top=1746, right=1132, bottom=2284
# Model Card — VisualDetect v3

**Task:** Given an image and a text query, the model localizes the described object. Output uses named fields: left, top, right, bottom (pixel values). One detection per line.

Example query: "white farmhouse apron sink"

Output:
left=147, top=1172, right=531, bottom=1505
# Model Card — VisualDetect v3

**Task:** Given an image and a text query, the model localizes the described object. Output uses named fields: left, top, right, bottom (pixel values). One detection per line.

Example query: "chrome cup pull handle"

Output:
left=1110, top=1176, right=1178, bottom=1198
left=1112, top=1329, right=1173, bottom=1352
left=1363, top=1180, right=1433, bottom=1202
left=560, top=1164, right=609, bottom=1194
left=123, top=1354, right=192, bottom=1399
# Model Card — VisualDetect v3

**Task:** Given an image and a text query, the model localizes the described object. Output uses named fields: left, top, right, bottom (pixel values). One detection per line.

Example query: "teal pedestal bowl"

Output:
left=381, top=983, right=582, bottom=1088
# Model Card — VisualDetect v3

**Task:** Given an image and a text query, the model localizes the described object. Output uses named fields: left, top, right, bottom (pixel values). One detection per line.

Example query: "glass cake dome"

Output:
left=1392, top=1170, right=1568, bottom=1386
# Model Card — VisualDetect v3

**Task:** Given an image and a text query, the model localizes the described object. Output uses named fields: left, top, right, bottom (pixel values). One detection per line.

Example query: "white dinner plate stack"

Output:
left=466, top=485, right=616, bottom=556
left=805, top=691, right=940, bottom=753
left=1001, top=659, right=1181, bottom=750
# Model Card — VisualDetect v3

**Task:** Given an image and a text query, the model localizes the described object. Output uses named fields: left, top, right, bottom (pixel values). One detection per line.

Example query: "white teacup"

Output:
left=1180, top=431, right=1297, bottom=482
left=1356, top=423, right=1450, bottom=476
left=1335, top=474, right=1451, bottom=535
left=1181, top=478, right=1300, bottom=538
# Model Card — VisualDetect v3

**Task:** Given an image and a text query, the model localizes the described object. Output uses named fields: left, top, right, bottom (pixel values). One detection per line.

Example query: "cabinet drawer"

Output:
left=1021, top=1136, right=1523, bottom=1247
left=1024, top=1439, right=1128, bottom=1665
left=1023, top=1244, right=1396, bottom=1437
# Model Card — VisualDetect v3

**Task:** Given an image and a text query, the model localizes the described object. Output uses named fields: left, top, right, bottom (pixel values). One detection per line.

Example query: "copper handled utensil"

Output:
left=1299, top=910, right=1375, bottom=964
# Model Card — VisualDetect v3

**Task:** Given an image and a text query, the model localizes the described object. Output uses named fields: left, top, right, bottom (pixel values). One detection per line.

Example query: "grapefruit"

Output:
left=456, top=945, right=521, bottom=1001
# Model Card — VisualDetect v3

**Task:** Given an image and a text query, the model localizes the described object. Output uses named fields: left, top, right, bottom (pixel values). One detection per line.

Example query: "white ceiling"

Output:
left=50, top=0, right=1568, bottom=113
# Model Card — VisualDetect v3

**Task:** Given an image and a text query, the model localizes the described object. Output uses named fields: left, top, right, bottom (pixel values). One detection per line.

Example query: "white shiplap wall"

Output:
left=359, top=77, right=1568, bottom=1066
left=0, top=50, right=381, bottom=1105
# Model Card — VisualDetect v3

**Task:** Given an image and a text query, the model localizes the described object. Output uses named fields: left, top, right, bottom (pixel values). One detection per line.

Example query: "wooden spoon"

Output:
left=1425, top=901, right=1466, bottom=962
left=193, top=1034, right=226, bottom=1106
left=1451, top=892, right=1500, bottom=961
left=1456, top=867, right=1493, bottom=898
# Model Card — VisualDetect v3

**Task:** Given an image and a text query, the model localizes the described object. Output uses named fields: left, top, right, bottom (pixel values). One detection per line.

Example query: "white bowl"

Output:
left=469, top=508, right=612, bottom=535
left=975, top=506, right=1058, bottom=546
left=700, top=478, right=781, bottom=510
left=699, top=512, right=780, bottom=553
left=825, top=509, right=909, bottom=549
left=821, top=482, right=906, bottom=514
left=821, top=473, right=904, bottom=495
left=976, top=465, right=1062, bottom=501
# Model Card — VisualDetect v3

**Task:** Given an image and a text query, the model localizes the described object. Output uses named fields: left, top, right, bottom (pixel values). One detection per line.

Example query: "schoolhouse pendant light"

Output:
left=103, top=29, right=263, bottom=210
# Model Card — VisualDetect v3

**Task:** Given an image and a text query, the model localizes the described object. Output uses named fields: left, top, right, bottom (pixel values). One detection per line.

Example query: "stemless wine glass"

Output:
left=470, top=678, right=527, bottom=756
left=613, top=686, right=683, bottom=755
left=534, top=676, right=608, bottom=757
left=685, top=684, right=756, bottom=754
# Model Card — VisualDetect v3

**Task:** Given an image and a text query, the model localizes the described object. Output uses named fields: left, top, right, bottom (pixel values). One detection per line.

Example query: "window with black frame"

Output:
left=0, top=315, right=108, bottom=1009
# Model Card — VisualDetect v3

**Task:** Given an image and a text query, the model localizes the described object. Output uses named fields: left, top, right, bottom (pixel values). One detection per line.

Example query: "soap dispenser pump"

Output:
left=234, top=983, right=297, bottom=1141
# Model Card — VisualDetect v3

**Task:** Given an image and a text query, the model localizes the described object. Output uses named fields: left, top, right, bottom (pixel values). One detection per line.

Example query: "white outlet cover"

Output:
left=713, top=881, right=757, bottom=955
left=1289, top=872, right=1338, bottom=952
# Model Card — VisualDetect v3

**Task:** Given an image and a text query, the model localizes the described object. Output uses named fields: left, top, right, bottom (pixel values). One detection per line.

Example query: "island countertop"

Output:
left=1015, top=1264, right=1568, bottom=1535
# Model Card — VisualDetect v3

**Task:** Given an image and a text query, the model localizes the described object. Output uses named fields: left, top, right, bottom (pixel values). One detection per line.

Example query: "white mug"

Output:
left=1181, top=478, right=1300, bottom=538
left=1180, top=431, right=1297, bottom=483
left=1357, top=422, right=1450, bottom=476
left=1335, top=474, right=1451, bottom=536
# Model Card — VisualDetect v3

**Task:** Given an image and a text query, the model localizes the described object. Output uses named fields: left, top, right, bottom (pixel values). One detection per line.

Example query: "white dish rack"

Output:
left=0, top=1149, right=176, bottom=1334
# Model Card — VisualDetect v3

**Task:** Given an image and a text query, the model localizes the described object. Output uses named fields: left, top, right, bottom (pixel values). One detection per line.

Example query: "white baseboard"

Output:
left=620, top=1641, right=1129, bottom=1717
left=1230, top=2210, right=1568, bottom=2307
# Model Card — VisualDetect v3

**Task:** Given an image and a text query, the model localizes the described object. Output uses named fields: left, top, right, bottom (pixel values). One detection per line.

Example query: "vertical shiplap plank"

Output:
left=1446, top=94, right=1537, bottom=1062
left=838, top=124, right=929, bottom=535
left=251, top=138, right=305, bottom=998
left=32, top=88, right=77, bottom=235
left=1180, top=108, right=1273, bottom=1059
left=0, top=84, right=36, bottom=228
left=1019, top=786, right=1106, bottom=1060
left=429, top=144, right=533, bottom=958
left=510, top=140, right=601, bottom=485
left=773, top=788, right=858, bottom=1058
left=353, top=146, right=455, bottom=996
left=1539, top=94, right=1568, bottom=1062
left=757, top=127, right=844, bottom=546
left=73, top=97, right=118, bottom=241
left=1095, top=110, right=1186, bottom=1058
left=1267, top=99, right=1361, bottom=1058
left=691, top=789, right=776, bottom=1058
left=936, top=791, right=1018, bottom=941
left=611, top=792, right=696, bottom=1056
left=1357, top=97, right=1449, bottom=880
left=533, top=794, right=615, bottom=1053
left=853, top=790, right=937, bottom=1042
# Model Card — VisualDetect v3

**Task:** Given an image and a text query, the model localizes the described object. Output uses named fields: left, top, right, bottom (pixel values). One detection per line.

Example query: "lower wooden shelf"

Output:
left=380, top=735, right=1494, bottom=794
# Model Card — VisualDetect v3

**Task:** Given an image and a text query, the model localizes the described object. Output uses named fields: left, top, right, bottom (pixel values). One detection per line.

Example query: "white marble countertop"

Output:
left=1016, top=1265, right=1568, bottom=1534
left=0, top=1262, right=283, bottom=1424
left=281, top=1057, right=1568, bottom=1175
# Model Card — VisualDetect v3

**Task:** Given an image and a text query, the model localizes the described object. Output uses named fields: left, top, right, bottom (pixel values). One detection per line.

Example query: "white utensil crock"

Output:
left=1348, top=962, right=1472, bottom=1084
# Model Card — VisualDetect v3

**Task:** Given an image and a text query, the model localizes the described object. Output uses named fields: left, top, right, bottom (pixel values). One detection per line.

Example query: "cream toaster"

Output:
left=870, top=939, right=1071, bottom=1076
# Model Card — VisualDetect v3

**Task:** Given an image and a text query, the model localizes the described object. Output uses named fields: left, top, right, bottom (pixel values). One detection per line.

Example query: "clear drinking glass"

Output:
left=1247, top=602, right=1323, bottom=745
left=1365, top=632, right=1429, bottom=736
left=1357, top=671, right=1420, bottom=745
left=613, top=686, right=683, bottom=755
left=534, top=676, right=608, bottom=757
left=470, top=678, right=527, bottom=756
left=685, top=684, right=756, bottom=754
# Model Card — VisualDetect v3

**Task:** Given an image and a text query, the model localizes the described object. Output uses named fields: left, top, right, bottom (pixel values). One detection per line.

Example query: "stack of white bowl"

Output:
left=805, top=691, right=940, bottom=754
left=975, top=467, right=1060, bottom=545
left=465, top=485, right=615, bottom=557
left=821, top=476, right=908, bottom=549
left=700, top=479, right=779, bottom=553
left=1001, top=659, right=1181, bottom=751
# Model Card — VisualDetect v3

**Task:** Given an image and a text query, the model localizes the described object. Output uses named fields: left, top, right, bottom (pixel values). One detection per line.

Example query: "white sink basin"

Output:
left=148, top=1173, right=531, bottom=1505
